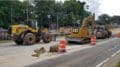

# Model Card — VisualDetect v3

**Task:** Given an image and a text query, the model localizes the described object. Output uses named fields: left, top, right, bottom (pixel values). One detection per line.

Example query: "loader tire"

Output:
left=23, top=33, right=36, bottom=45
left=42, top=34, right=52, bottom=43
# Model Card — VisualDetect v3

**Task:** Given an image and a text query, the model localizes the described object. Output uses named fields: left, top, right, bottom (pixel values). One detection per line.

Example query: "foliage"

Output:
left=0, top=0, right=90, bottom=29
left=0, top=0, right=33, bottom=29
left=96, top=14, right=120, bottom=25
left=110, top=16, right=120, bottom=24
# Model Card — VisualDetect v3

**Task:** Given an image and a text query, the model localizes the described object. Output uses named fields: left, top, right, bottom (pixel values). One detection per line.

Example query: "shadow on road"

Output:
left=67, top=42, right=90, bottom=45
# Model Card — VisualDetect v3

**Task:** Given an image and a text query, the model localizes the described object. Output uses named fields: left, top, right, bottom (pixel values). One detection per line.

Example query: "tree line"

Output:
left=1, top=0, right=120, bottom=29
left=0, top=0, right=90, bottom=29
left=96, top=14, right=120, bottom=25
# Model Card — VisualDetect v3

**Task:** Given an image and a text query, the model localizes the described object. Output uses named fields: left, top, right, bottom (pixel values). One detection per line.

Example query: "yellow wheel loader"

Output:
left=8, top=20, right=52, bottom=45
left=66, top=14, right=95, bottom=43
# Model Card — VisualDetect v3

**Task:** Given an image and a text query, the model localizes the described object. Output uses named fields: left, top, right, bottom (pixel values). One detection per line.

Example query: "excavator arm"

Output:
left=82, top=13, right=95, bottom=34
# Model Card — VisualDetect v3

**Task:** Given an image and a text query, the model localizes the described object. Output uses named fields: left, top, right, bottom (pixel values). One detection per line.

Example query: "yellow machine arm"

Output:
left=82, top=14, right=95, bottom=31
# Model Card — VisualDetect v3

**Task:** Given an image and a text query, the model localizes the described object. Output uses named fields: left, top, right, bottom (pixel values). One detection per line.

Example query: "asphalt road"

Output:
left=27, top=38, right=120, bottom=67
left=0, top=37, right=64, bottom=56
left=0, top=37, right=71, bottom=67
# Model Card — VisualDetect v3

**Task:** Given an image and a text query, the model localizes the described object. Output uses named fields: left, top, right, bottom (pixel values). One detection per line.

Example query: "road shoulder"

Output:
left=102, top=50, right=120, bottom=67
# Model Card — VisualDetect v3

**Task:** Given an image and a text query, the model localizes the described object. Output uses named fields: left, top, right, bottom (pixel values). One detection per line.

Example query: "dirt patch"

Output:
left=110, top=28, right=120, bottom=35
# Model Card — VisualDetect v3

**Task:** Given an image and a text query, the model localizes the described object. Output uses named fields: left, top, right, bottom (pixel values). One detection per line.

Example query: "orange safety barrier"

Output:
left=91, top=35, right=96, bottom=45
left=59, top=40, right=66, bottom=52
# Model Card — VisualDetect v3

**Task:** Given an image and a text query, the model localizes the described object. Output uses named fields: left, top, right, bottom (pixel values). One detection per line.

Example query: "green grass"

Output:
left=116, top=61, right=120, bottom=67
left=0, top=40, right=12, bottom=43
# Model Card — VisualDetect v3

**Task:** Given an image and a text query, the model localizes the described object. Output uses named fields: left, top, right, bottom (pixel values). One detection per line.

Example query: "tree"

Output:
left=34, top=0, right=56, bottom=28
left=97, top=14, right=110, bottom=25
left=110, top=16, right=120, bottom=24
left=0, top=0, right=33, bottom=29
left=0, top=0, right=90, bottom=29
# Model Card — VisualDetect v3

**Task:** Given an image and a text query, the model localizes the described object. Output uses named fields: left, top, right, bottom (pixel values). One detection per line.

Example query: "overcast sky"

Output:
left=57, top=0, right=120, bottom=19
left=99, top=0, right=120, bottom=16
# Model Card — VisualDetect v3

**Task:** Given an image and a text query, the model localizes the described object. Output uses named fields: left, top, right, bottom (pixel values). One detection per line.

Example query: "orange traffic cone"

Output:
left=59, top=40, right=66, bottom=53
left=91, top=35, right=96, bottom=45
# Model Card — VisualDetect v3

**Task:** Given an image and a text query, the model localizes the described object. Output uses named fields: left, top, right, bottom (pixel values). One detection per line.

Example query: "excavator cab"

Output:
left=71, top=23, right=80, bottom=34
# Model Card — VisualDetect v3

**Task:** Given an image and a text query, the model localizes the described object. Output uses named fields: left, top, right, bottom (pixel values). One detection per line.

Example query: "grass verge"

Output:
left=115, top=61, right=120, bottom=67
left=0, top=40, right=12, bottom=43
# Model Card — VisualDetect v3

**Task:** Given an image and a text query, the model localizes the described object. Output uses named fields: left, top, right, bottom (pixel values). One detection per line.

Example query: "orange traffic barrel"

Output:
left=91, top=35, right=96, bottom=45
left=59, top=40, right=66, bottom=52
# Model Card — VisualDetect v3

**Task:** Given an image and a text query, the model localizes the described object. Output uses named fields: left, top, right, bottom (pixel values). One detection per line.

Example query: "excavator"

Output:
left=8, top=19, right=52, bottom=45
left=66, top=14, right=95, bottom=43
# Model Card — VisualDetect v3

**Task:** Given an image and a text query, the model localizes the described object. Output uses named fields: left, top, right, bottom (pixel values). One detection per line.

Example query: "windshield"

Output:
left=21, top=20, right=38, bottom=29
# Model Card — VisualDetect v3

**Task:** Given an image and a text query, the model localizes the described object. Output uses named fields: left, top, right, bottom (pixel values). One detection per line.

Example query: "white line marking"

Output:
left=111, top=53, right=117, bottom=57
left=96, top=58, right=110, bottom=67
left=96, top=49, right=120, bottom=67
left=111, top=50, right=120, bottom=57
left=116, top=50, right=120, bottom=54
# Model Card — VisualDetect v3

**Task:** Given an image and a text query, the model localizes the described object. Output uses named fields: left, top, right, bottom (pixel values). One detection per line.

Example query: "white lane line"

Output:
left=96, top=58, right=110, bottom=67
left=111, top=49, right=120, bottom=58
left=111, top=53, right=117, bottom=57
left=96, top=49, right=120, bottom=67
left=116, top=49, right=120, bottom=54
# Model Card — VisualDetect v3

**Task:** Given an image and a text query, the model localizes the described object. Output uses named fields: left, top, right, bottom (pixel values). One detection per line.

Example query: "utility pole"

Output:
left=47, top=15, right=51, bottom=30
left=27, top=0, right=29, bottom=21
left=56, top=14, right=59, bottom=31
left=11, top=5, right=13, bottom=24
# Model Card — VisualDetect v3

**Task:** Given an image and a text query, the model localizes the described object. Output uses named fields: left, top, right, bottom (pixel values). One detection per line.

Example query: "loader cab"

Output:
left=21, top=20, right=38, bottom=29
